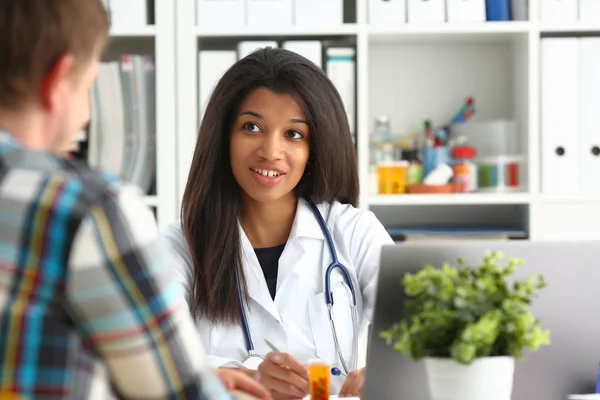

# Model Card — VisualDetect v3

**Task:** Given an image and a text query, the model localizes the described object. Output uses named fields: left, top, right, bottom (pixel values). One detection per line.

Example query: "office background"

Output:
left=73, top=0, right=600, bottom=242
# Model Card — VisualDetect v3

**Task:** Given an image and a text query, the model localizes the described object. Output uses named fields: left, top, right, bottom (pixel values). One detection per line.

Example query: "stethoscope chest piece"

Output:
left=242, top=353, right=265, bottom=370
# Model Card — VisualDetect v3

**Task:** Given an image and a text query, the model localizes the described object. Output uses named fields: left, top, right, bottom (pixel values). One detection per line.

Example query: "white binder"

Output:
left=446, top=0, right=486, bottom=23
left=325, top=47, right=356, bottom=136
left=294, top=0, right=343, bottom=26
left=237, top=41, right=279, bottom=59
left=541, top=38, right=580, bottom=195
left=197, top=0, right=245, bottom=27
left=108, top=0, right=147, bottom=28
left=539, top=0, right=578, bottom=22
left=368, top=0, right=406, bottom=25
left=198, top=50, right=237, bottom=120
left=407, top=0, right=445, bottom=23
left=247, top=0, right=293, bottom=26
left=578, top=38, right=600, bottom=194
left=579, top=0, right=600, bottom=22
left=282, top=41, right=323, bottom=68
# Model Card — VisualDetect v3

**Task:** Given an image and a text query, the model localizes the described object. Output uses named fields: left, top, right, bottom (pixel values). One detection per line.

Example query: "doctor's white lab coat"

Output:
left=159, top=199, right=394, bottom=393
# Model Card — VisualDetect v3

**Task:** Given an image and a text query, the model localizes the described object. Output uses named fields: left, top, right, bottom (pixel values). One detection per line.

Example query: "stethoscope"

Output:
left=236, top=200, right=359, bottom=376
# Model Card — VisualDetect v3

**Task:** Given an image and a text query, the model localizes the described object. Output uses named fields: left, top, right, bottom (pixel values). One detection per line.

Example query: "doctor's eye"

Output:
left=242, top=122, right=262, bottom=133
left=285, top=130, right=304, bottom=139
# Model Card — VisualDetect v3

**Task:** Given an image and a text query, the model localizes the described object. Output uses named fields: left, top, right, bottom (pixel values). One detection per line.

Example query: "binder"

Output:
left=197, top=0, right=245, bottom=27
left=237, top=41, right=279, bottom=59
left=407, top=0, right=445, bottom=23
left=368, top=0, right=406, bottom=25
left=447, top=0, right=486, bottom=23
left=247, top=0, right=293, bottom=26
left=198, top=50, right=237, bottom=120
left=578, top=38, right=600, bottom=194
left=294, top=0, right=343, bottom=26
left=580, top=0, right=600, bottom=22
left=539, top=0, right=578, bottom=22
left=541, top=38, right=579, bottom=194
left=282, top=41, right=323, bottom=68
left=108, top=0, right=147, bottom=28
left=510, top=0, right=528, bottom=20
left=485, top=0, right=510, bottom=21
left=324, top=44, right=356, bottom=141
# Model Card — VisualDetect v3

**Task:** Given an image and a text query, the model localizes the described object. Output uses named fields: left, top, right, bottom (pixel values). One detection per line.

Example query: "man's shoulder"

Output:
left=2, top=155, right=143, bottom=218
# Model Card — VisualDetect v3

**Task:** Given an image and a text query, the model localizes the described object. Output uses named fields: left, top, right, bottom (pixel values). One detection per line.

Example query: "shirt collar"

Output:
left=288, top=198, right=326, bottom=240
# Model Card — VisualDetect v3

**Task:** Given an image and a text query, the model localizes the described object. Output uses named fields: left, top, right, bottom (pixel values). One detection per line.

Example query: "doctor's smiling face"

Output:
left=230, top=87, right=310, bottom=204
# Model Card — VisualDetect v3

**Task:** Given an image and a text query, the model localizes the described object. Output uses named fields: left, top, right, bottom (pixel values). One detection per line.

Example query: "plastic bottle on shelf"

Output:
left=402, top=148, right=423, bottom=186
left=451, top=145, right=477, bottom=193
left=378, top=143, right=395, bottom=195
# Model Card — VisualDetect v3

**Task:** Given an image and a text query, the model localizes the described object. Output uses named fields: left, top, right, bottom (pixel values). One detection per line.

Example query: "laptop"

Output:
left=363, top=241, right=600, bottom=400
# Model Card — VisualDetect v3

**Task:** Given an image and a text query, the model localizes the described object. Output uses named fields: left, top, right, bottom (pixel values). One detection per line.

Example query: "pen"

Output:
left=264, top=338, right=280, bottom=353
left=264, top=339, right=347, bottom=377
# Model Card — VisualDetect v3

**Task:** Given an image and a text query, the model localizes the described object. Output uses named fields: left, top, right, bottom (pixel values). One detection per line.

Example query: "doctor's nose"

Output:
left=259, top=132, right=284, bottom=161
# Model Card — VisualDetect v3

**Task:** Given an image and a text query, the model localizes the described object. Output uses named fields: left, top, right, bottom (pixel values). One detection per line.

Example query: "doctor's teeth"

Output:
left=256, top=169, right=280, bottom=177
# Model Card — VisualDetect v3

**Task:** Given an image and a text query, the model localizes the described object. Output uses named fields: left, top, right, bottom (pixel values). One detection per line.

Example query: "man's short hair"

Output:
left=0, top=0, right=110, bottom=108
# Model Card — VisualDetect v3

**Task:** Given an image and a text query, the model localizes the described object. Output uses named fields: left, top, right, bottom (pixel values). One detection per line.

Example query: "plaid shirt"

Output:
left=0, top=132, right=234, bottom=400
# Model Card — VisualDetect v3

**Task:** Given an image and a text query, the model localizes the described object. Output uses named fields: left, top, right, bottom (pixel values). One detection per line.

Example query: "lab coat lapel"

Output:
left=239, top=225, right=282, bottom=323
left=277, top=199, right=326, bottom=293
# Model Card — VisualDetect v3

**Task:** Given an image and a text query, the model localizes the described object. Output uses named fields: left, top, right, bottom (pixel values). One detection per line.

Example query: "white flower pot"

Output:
left=424, top=356, right=515, bottom=400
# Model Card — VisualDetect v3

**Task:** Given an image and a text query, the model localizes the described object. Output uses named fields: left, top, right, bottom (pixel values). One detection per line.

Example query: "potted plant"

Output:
left=380, top=251, right=551, bottom=400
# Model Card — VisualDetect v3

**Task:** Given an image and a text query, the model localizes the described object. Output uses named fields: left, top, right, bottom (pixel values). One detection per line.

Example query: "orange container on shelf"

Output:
left=378, top=161, right=394, bottom=194
left=390, top=161, right=409, bottom=194
left=308, top=359, right=330, bottom=400
left=407, top=183, right=455, bottom=194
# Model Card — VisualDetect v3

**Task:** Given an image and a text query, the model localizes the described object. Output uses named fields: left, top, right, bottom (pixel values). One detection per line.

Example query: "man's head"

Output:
left=0, top=0, right=110, bottom=152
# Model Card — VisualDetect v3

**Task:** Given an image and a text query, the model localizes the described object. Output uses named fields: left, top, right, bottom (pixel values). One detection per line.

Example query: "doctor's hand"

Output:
left=214, top=368, right=272, bottom=400
left=257, top=352, right=309, bottom=399
left=339, top=367, right=366, bottom=398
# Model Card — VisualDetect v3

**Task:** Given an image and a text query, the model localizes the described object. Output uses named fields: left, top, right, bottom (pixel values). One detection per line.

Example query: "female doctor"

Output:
left=160, top=47, right=394, bottom=399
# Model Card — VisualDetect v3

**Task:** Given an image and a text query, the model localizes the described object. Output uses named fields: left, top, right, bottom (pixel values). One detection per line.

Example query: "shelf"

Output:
left=368, top=22, right=529, bottom=43
left=368, top=193, right=531, bottom=206
left=196, top=24, right=360, bottom=38
left=539, top=23, right=600, bottom=34
left=535, top=194, right=600, bottom=204
left=109, top=25, right=156, bottom=38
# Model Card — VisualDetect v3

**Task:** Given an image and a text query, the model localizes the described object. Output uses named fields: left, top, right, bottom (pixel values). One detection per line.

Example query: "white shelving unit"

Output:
left=101, top=0, right=177, bottom=229
left=172, top=0, right=600, bottom=240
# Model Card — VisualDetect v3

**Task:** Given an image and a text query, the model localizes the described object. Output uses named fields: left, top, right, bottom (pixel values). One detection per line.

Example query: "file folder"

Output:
left=368, top=0, right=406, bottom=24
left=325, top=45, right=356, bottom=140
left=247, top=0, right=293, bottom=26
left=237, top=41, right=279, bottom=59
left=282, top=41, right=323, bottom=68
left=447, top=0, right=486, bottom=23
left=578, top=38, right=600, bottom=194
left=407, top=0, right=445, bottom=23
left=197, top=0, right=245, bottom=27
left=198, top=50, right=237, bottom=120
left=485, top=0, right=510, bottom=21
left=580, top=0, right=600, bottom=22
left=294, top=0, right=343, bottom=26
left=540, top=0, right=578, bottom=22
left=108, top=0, right=147, bottom=28
left=541, top=38, right=579, bottom=194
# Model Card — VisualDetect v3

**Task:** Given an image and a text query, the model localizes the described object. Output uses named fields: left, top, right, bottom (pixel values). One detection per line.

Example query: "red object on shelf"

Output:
left=451, top=145, right=477, bottom=159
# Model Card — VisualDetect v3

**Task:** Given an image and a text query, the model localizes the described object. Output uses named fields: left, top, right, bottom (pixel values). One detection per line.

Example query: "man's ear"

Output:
left=40, top=54, right=75, bottom=110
